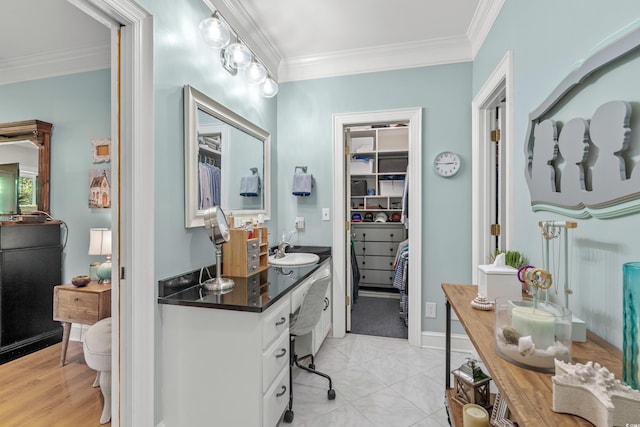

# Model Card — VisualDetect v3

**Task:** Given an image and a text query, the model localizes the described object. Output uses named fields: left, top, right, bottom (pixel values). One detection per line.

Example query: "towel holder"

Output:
left=250, top=167, right=258, bottom=175
left=295, top=166, right=308, bottom=173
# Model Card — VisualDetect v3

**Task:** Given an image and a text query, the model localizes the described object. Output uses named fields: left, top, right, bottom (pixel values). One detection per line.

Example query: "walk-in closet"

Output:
left=347, top=122, right=409, bottom=339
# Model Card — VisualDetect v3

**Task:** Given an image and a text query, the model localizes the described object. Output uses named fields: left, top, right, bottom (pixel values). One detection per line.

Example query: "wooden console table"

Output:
left=442, top=283, right=622, bottom=427
left=53, top=282, right=111, bottom=366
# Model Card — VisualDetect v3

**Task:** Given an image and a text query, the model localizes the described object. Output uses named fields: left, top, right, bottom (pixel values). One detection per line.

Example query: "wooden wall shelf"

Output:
left=442, top=283, right=622, bottom=427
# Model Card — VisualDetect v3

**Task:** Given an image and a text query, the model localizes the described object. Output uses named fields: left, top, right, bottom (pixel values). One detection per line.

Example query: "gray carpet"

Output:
left=350, top=296, right=408, bottom=339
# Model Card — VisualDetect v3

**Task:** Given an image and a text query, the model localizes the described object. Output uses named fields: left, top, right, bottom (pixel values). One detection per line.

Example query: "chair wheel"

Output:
left=309, top=363, right=315, bottom=369
left=328, top=389, right=336, bottom=400
left=283, top=410, right=294, bottom=423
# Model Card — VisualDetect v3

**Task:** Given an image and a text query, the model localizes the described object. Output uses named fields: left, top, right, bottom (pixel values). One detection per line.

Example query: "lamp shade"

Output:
left=246, top=62, right=267, bottom=85
left=89, top=228, right=111, bottom=256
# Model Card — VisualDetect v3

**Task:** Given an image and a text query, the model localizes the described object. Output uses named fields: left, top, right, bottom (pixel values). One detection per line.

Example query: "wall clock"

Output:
left=433, top=151, right=461, bottom=177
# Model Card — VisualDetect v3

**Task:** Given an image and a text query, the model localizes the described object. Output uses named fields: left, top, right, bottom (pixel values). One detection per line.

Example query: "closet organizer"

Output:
left=349, top=124, right=409, bottom=316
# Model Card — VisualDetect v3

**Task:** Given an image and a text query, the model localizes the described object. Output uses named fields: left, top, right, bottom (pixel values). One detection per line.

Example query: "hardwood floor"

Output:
left=0, top=341, right=109, bottom=426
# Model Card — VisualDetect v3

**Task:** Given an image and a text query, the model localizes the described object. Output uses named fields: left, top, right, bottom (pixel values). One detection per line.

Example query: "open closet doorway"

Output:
left=332, top=109, right=422, bottom=347
left=472, top=51, right=514, bottom=283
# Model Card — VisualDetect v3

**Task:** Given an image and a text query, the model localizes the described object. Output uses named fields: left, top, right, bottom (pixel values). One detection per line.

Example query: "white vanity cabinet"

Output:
left=161, top=296, right=291, bottom=427
left=290, top=260, right=332, bottom=357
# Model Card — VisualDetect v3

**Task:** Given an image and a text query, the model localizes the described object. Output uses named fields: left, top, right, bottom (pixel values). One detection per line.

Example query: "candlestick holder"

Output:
left=495, top=296, right=572, bottom=372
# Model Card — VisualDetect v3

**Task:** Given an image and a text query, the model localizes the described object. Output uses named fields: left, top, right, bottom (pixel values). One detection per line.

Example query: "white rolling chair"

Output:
left=83, top=317, right=112, bottom=424
left=283, top=275, right=335, bottom=423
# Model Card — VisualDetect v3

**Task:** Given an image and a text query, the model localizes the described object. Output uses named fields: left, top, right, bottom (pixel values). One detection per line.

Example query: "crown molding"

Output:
left=468, top=0, right=505, bottom=58
left=279, top=35, right=473, bottom=82
left=0, top=45, right=110, bottom=85
left=204, top=0, right=282, bottom=80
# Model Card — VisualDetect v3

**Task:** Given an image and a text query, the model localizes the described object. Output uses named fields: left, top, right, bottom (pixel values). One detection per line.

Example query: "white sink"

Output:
left=268, top=252, right=320, bottom=267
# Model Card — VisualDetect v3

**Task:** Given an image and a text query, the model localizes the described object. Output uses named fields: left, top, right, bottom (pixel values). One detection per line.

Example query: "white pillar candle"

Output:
left=512, top=306, right=555, bottom=350
left=463, top=403, right=489, bottom=427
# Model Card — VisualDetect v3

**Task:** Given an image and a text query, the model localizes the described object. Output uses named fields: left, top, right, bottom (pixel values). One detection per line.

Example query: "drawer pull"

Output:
left=275, top=317, right=286, bottom=326
left=275, top=348, right=287, bottom=358
left=74, top=297, right=79, bottom=302
left=276, top=385, right=287, bottom=397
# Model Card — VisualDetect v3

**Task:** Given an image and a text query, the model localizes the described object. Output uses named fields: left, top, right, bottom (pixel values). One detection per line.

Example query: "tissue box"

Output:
left=478, top=264, right=521, bottom=301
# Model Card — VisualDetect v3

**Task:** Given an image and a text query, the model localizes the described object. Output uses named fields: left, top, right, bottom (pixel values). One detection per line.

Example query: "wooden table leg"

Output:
left=60, top=322, right=71, bottom=366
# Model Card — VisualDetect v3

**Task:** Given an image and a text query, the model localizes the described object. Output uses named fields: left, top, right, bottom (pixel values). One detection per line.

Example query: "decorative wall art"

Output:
left=524, top=23, right=640, bottom=219
left=92, top=138, right=111, bottom=163
left=89, top=168, right=111, bottom=208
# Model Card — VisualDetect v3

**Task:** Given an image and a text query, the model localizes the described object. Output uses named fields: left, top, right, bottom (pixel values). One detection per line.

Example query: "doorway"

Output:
left=70, top=1, right=154, bottom=425
left=332, top=108, right=422, bottom=347
left=472, top=51, right=514, bottom=283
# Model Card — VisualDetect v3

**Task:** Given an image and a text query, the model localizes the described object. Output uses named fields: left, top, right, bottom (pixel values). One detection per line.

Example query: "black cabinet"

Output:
left=0, top=222, right=63, bottom=363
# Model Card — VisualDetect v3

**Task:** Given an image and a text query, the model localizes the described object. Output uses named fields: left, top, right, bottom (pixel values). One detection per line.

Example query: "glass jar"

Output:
left=495, top=296, right=572, bottom=372
left=623, top=262, right=640, bottom=390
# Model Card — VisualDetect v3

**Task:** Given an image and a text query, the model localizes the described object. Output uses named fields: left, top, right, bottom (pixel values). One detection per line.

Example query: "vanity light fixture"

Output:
left=199, top=10, right=278, bottom=98
left=198, top=12, right=231, bottom=49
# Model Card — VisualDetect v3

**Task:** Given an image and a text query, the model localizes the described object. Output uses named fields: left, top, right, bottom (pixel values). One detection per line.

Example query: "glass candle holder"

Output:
left=623, top=262, right=640, bottom=390
left=495, top=296, right=572, bottom=372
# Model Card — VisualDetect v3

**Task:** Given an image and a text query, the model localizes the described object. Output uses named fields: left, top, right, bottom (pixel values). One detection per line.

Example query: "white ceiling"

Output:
left=0, top=0, right=502, bottom=85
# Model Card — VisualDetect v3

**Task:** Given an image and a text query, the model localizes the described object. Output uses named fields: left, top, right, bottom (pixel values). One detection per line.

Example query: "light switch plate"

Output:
left=322, top=208, right=330, bottom=221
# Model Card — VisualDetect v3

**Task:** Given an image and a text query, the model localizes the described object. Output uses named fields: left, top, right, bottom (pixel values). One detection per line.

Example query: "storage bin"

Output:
left=351, top=137, right=374, bottom=153
left=378, top=157, right=408, bottom=173
left=351, top=180, right=367, bottom=196
left=379, top=179, right=405, bottom=196
left=350, top=157, right=374, bottom=174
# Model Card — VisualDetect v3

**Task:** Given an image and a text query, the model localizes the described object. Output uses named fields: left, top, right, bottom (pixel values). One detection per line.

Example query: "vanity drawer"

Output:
left=359, top=268, right=395, bottom=285
left=263, top=366, right=289, bottom=427
left=262, top=298, right=289, bottom=350
left=356, top=255, right=395, bottom=271
left=262, top=330, right=289, bottom=392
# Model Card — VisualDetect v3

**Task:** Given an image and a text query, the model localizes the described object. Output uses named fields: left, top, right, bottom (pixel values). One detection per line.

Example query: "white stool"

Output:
left=83, top=317, right=112, bottom=424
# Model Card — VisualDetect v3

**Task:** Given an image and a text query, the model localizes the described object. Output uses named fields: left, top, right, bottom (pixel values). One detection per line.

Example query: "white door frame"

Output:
left=69, top=1, right=154, bottom=425
left=332, top=108, right=422, bottom=347
left=472, top=51, right=514, bottom=283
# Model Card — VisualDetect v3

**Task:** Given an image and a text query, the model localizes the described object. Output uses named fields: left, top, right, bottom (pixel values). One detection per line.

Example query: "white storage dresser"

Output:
left=352, top=223, right=406, bottom=291
left=159, top=253, right=332, bottom=427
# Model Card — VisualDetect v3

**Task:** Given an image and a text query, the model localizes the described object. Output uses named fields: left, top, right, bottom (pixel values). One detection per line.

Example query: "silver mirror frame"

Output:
left=184, top=84, right=271, bottom=228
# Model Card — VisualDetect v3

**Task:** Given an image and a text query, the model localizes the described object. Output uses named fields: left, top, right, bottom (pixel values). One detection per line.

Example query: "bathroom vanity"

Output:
left=158, top=248, right=331, bottom=427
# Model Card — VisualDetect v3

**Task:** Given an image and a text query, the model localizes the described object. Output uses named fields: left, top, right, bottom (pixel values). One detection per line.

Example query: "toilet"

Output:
left=83, top=317, right=112, bottom=424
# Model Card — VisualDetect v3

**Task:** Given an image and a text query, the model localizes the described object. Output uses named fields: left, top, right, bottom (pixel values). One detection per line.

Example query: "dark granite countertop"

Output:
left=157, top=246, right=331, bottom=313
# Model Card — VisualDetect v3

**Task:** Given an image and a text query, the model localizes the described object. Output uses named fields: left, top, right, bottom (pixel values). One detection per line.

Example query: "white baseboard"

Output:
left=420, top=330, right=476, bottom=354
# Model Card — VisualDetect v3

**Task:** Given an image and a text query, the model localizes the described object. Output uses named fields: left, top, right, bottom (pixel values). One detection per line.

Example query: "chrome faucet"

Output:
left=274, top=241, right=291, bottom=258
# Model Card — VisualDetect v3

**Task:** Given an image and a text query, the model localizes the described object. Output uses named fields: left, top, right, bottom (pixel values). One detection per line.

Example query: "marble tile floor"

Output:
left=278, top=333, right=475, bottom=427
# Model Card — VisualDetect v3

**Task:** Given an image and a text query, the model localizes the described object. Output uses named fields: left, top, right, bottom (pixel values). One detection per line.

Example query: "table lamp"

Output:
left=89, top=228, right=112, bottom=284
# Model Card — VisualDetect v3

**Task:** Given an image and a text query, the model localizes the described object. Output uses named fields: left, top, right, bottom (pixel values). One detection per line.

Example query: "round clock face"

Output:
left=433, top=151, right=461, bottom=177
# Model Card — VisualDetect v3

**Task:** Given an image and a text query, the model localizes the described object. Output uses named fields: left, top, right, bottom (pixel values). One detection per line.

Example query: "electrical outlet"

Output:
left=322, top=208, right=330, bottom=221
left=425, top=302, right=437, bottom=318
left=295, top=217, right=305, bottom=230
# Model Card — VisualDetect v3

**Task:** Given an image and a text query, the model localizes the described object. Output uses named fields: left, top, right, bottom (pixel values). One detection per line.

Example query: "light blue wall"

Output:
left=474, top=1, right=640, bottom=348
left=139, top=0, right=278, bottom=282
left=0, top=70, right=111, bottom=283
left=277, top=63, right=473, bottom=332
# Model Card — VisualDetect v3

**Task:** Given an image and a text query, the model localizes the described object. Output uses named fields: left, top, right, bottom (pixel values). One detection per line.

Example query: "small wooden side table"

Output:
left=53, top=282, right=111, bottom=366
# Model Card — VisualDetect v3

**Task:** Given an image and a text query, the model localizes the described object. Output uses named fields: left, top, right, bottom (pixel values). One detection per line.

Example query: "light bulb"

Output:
left=246, top=62, right=267, bottom=85
left=198, top=16, right=231, bottom=49
left=223, top=42, right=252, bottom=70
left=262, top=77, right=279, bottom=98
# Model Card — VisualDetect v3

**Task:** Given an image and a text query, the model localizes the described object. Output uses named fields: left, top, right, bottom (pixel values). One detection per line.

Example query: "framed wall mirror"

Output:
left=0, top=120, right=52, bottom=216
left=184, top=85, right=271, bottom=228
